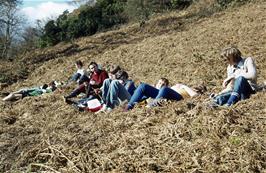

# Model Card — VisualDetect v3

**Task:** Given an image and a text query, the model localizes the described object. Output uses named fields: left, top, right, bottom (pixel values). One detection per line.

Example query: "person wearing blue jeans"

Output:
left=217, top=46, right=257, bottom=106
left=102, top=79, right=131, bottom=109
left=126, top=83, right=183, bottom=110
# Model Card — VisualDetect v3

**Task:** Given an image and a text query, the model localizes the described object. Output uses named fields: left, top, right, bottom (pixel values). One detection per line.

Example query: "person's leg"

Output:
left=124, top=80, right=136, bottom=96
left=65, top=84, right=86, bottom=99
left=78, top=75, right=90, bottom=85
left=156, top=86, right=183, bottom=101
left=107, top=80, right=131, bottom=109
left=214, top=91, right=232, bottom=106
left=71, top=73, right=81, bottom=82
left=3, top=93, right=23, bottom=101
left=226, top=76, right=253, bottom=106
left=126, top=83, right=159, bottom=110
left=148, top=86, right=183, bottom=107
left=101, top=79, right=112, bottom=104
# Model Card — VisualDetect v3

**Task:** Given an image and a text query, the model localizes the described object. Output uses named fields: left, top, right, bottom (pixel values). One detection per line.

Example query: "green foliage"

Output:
left=126, top=0, right=154, bottom=21
left=38, top=0, right=195, bottom=47
left=39, top=0, right=126, bottom=47
left=39, top=20, right=61, bottom=47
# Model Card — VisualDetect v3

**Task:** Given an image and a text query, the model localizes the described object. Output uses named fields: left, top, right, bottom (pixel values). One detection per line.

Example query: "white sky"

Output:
left=20, top=1, right=78, bottom=25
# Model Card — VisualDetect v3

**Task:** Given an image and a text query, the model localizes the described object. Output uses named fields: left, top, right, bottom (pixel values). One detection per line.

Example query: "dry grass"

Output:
left=1, top=1, right=266, bottom=172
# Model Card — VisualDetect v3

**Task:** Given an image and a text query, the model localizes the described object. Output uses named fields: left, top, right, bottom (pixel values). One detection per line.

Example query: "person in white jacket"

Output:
left=218, top=46, right=257, bottom=106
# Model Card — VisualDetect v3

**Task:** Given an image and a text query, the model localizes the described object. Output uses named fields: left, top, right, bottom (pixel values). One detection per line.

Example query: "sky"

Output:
left=20, top=0, right=79, bottom=25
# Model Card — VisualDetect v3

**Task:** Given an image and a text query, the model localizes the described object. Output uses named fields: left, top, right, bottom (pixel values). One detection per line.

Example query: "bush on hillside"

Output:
left=39, top=0, right=126, bottom=47
left=38, top=0, right=195, bottom=47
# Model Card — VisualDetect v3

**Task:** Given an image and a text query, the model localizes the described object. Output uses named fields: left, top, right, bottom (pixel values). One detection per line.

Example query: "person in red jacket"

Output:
left=64, top=62, right=108, bottom=102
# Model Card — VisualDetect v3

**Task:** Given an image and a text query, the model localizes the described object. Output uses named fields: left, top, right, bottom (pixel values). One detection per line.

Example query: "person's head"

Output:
left=48, top=81, right=57, bottom=91
left=115, top=70, right=129, bottom=82
left=221, top=46, right=242, bottom=65
left=88, top=61, right=99, bottom=73
left=156, top=78, right=169, bottom=89
left=107, top=65, right=121, bottom=80
left=75, top=60, right=83, bottom=69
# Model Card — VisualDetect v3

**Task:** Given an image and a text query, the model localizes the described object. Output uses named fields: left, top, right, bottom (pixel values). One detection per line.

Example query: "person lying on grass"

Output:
left=211, top=46, right=257, bottom=107
left=2, top=81, right=58, bottom=101
left=124, top=78, right=206, bottom=111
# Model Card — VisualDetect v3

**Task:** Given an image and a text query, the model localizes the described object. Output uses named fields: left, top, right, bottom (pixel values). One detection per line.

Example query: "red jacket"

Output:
left=90, top=69, right=108, bottom=89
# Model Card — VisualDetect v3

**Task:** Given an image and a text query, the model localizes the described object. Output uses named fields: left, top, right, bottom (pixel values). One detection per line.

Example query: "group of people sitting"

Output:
left=2, top=46, right=262, bottom=113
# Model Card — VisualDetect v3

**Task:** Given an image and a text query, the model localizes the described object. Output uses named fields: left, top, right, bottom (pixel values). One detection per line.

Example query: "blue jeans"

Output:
left=102, top=79, right=131, bottom=109
left=124, top=80, right=136, bottom=96
left=233, top=76, right=254, bottom=100
left=215, top=76, right=255, bottom=106
left=71, top=73, right=81, bottom=82
left=127, top=84, right=183, bottom=109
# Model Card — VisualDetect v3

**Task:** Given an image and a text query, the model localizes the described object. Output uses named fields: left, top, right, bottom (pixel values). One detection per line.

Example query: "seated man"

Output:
left=124, top=78, right=205, bottom=111
left=3, top=81, right=57, bottom=101
left=99, top=70, right=136, bottom=112
left=64, top=61, right=108, bottom=102
left=212, top=46, right=257, bottom=106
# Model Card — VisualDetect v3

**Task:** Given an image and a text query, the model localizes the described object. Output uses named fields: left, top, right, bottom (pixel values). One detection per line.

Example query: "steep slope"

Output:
left=0, top=1, right=266, bottom=172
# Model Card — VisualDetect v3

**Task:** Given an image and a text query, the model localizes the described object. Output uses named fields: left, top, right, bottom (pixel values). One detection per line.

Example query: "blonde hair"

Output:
left=221, top=46, right=242, bottom=63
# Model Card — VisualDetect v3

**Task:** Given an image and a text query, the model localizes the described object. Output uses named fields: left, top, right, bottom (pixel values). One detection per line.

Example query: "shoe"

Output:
left=148, top=99, right=165, bottom=107
left=72, top=104, right=85, bottom=112
left=64, top=96, right=74, bottom=104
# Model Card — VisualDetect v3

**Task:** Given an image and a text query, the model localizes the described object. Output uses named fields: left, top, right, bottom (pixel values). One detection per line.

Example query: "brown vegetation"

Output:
left=0, top=1, right=266, bottom=172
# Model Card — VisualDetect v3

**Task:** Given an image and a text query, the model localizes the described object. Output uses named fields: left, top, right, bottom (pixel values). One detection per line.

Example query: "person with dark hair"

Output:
left=124, top=78, right=206, bottom=111
left=98, top=69, right=136, bottom=112
left=212, top=46, right=257, bottom=106
left=64, top=61, right=108, bottom=102
left=2, top=81, right=58, bottom=101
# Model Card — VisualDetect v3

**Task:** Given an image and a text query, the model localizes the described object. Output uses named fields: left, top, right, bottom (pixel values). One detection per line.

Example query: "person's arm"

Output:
left=234, top=57, right=257, bottom=80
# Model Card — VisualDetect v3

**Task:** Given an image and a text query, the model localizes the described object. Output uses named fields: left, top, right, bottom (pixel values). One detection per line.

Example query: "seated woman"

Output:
left=2, top=81, right=57, bottom=101
left=125, top=78, right=206, bottom=110
left=212, top=46, right=257, bottom=106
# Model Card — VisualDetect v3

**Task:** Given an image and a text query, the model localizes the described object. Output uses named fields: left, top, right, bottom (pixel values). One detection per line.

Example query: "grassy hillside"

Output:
left=1, top=1, right=266, bottom=172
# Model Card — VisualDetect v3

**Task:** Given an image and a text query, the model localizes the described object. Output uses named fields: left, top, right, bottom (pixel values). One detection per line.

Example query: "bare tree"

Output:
left=0, top=0, right=23, bottom=59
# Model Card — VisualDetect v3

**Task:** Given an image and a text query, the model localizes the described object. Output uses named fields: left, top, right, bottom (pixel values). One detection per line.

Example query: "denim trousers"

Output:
left=128, top=83, right=183, bottom=108
left=102, top=79, right=131, bottom=109
left=124, top=80, right=136, bottom=96
left=215, top=76, right=255, bottom=105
